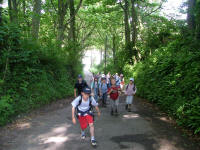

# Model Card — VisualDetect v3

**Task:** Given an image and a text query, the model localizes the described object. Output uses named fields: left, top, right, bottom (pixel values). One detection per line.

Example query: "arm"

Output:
left=72, top=107, right=76, bottom=124
left=74, top=89, right=77, bottom=98
left=134, top=86, right=137, bottom=95
left=107, top=88, right=112, bottom=95
left=99, top=84, right=102, bottom=96
left=95, top=106, right=101, bottom=117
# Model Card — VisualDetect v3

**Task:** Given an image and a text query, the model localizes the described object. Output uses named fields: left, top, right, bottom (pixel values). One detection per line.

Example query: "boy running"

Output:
left=125, top=78, right=137, bottom=112
left=108, top=78, right=121, bottom=116
left=72, top=87, right=101, bottom=146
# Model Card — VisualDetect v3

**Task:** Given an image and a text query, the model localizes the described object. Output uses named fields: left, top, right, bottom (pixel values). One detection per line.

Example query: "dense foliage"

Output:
left=0, top=0, right=199, bottom=136
left=91, top=0, right=200, bottom=135
left=133, top=38, right=200, bottom=134
left=0, top=24, right=75, bottom=125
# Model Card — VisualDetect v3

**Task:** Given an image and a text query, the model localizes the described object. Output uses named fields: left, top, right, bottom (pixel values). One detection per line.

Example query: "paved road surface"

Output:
left=0, top=95, right=199, bottom=150
left=0, top=72, right=199, bottom=150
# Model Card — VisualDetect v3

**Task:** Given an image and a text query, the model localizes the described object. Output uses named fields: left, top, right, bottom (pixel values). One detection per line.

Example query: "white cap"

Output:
left=130, top=78, right=134, bottom=81
left=102, top=74, right=105, bottom=78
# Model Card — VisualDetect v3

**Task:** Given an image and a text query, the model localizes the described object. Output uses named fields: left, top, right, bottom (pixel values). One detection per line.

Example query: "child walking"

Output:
left=91, top=76, right=99, bottom=102
left=71, top=87, right=101, bottom=146
left=125, top=78, right=137, bottom=112
left=108, top=78, right=121, bottom=116
left=99, top=77, right=108, bottom=107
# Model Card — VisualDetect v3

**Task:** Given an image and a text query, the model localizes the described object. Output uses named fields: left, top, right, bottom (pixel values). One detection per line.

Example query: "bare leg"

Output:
left=89, top=123, right=95, bottom=138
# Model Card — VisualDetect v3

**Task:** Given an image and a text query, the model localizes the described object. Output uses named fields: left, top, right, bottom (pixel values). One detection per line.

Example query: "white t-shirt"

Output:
left=71, top=96, right=98, bottom=112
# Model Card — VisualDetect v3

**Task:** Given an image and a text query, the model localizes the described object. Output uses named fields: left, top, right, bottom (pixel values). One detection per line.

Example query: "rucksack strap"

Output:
left=76, top=96, right=93, bottom=117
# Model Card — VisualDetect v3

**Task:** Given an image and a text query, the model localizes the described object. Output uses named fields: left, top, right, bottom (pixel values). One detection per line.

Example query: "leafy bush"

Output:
left=132, top=38, right=200, bottom=134
left=0, top=24, right=76, bottom=125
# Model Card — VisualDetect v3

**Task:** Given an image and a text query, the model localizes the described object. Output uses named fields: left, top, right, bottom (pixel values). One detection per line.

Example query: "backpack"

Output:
left=100, top=82, right=109, bottom=89
left=76, top=95, right=94, bottom=120
left=99, top=83, right=109, bottom=95
left=126, top=84, right=136, bottom=92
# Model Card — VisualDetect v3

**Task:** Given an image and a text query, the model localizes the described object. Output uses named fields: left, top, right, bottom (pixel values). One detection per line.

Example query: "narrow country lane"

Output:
left=0, top=95, right=199, bottom=150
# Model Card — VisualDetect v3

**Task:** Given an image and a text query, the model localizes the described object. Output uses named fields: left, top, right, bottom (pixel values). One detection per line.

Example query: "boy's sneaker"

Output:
left=125, top=104, right=128, bottom=110
left=110, top=110, right=114, bottom=116
left=115, top=110, right=119, bottom=116
left=81, top=134, right=86, bottom=140
left=91, top=139, right=97, bottom=146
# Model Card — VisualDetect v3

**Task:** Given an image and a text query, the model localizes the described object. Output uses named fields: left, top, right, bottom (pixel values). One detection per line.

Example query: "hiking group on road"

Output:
left=72, top=73, right=137, bottom=146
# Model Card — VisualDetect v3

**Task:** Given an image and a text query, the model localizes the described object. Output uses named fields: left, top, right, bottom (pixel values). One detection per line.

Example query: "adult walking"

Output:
left=74, top=74, right=88, bottom=98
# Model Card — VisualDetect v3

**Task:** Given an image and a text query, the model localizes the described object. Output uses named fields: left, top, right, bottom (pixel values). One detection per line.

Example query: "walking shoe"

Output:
left=81, top=134, right=86, bottom=140
left=110, top=110, right=114, bottom=116
left=115, top=109, right=119, bottom=116
left=125, top=104, right=128, bottom=110
left=91, top=139, right=97, bottom=146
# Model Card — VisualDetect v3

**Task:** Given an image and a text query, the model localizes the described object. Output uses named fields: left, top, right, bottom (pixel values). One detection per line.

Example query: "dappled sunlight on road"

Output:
left=42, top=136, right=69, bottom=144
left=123, top=114, right=140, bottom=119
left=157, top=117, right=172, bottom=123
left=157, top=139, right=178, bottom=150
left=16, top=122, right=31, bottom=130
left=34, top=123, right=78, bottom=150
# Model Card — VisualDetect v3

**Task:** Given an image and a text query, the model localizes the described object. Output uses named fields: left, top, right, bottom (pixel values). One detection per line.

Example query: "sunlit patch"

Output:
left=157, top=139, right=177, bottom=150
left=158, top=117, right=171, bottom=123
left=52, top=126, right=68, bottom=133
left=43, top=136, right=69, bottom=144
left=123, top=114, right=140, bottom=119
left=17, top=122, right=31, bottom=129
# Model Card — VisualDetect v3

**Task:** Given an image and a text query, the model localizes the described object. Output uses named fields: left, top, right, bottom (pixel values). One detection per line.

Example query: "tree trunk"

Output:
left=130, top=0, right=137, bottom=46
left=124, top=0, right=131, bottom=46
left=69, top=0, right=76, bottom=42
left=57, top=0, right=68, bottom=43
left=187, top=0, right=196, bottom=32
left=0, top=0, right=2, bottom=25
left=112, top=35, right=116, bottom=65
left=100, top=48, right=103, bottom=63
left=195, top=1, right=200, bottom=40
left=32, top=0, right=42, bottom=40
left=8, top=0, right=18, bottom=23
left=104, top=35, right=108, bottom=74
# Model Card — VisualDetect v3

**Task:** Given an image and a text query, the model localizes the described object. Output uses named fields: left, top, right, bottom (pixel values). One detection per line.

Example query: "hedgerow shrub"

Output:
left=0, top=24, right=75, bottom=125
left=132, top=39, right=200, bottom=134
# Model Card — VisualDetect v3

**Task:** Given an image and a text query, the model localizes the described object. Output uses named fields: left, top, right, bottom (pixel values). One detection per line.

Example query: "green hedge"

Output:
left=0, top=24, right=75, bottom=126
left=133, top=40, right=200, bottom=134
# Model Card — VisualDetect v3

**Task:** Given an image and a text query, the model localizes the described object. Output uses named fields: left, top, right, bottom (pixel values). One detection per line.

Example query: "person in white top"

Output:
left=125, top=78, right=137, bottom=112
left=71, top=87, right=101, bottom=146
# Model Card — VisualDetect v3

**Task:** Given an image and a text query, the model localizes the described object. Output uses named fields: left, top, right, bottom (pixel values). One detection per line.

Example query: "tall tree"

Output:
left=57, top=0, right=68, bottom=42
left=187, top=0, right=196, bottom=32
left=119, top=0, right=131, bottom=46
left=8, top=0, right=18, bottom=23
left=0, top=0, right=2, bottom=25
left=130, top=0, right=137, bottom=46
left=32, top=0, right=42, bottom=40
left=112, top=34, right=116, bottom=65
left=69, top=0, right=76, bottom=42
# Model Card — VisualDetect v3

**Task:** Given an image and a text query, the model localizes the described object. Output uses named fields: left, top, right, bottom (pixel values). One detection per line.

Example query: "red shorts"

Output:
left=78, top=115, right=93, bottom=130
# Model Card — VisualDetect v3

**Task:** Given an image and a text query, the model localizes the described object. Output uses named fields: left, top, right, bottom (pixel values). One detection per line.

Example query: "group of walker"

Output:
left=71, top=73, right=136, bottom=146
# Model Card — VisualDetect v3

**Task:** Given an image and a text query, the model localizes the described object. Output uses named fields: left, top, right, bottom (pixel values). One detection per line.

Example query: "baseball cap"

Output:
left=82, top=87, right=91, bottom=94
left=130, top=78, right=134, bottom=81
left=78, top=74, right=82, bottom=78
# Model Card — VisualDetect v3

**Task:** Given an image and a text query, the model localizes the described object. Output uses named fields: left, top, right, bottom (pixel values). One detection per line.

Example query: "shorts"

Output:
left=126, top=96, right=133, bottom=104
left=78, top=115, right=93, bottom=130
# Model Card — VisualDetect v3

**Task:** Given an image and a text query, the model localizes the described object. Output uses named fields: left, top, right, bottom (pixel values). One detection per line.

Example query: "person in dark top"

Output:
left=74, top=74, right=88, bottom=97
